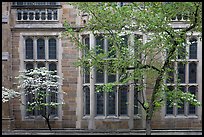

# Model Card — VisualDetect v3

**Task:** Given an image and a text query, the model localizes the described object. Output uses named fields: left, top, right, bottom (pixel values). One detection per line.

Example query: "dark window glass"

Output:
left=47, top=10, right=52, bottom=20
left=49, top=63, right=57, bottom=71
left=189, top=62, right=197, bottom=83
left=83, top=86, right=90, bottom=115
left=177, top=86, right=186, bottom=115
left=35, top=10, right=40, bottom=20
left=108, top=89, right=116, bottom=115
left=96, top=68, right=104, bottom=83
left=84, top=67, right=90, bottom=83
left=84, top=37, right=90, bottom=57
left=49, top=38, right=57, bottom=59
left=37, top=62, right=45, bottom=68
left=53, top=10, right=58, bottom=20
left=29, top=12, right=34, bottom=20
left=119, top=85, right=128, bottom=115
left=25, top=38, right=33, bottom=59
left=189, top=38, right=197, bottom=59
left=41, top=10, right=46, bottom=20
left=37, top=38, right=45, bottom=59
left=96, top=91, right=104, bottom=115
left=134, top=86, right=139, bottom=115
left=177, top=62, right=185, bottom=83
left=26, top=63, right=34, bottom=70
left=188, top=86, right=197, bottom=115
left=17, top=10, right=21, bottom=20
left=96, top=35, right=104, bottom=54
left=108, top=73, right=116, bottom=83
left=23, top=11, right=28, bottom=20
left=166, top=86, right=174, bottom=115
left=189, top=42, right=197, bottom=59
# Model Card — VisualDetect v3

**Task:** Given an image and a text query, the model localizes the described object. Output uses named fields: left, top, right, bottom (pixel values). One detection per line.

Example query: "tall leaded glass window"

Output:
left=23, top=36, right=59, bottom=118
left=165, top=36, right=199, bottom=117
left=82, top=34, right=139, bottom=118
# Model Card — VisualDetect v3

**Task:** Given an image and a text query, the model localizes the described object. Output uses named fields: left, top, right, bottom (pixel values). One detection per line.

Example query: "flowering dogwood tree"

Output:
left=16, top=67, right=65, bottom=130
left=2, top=87, right=20, bottom=103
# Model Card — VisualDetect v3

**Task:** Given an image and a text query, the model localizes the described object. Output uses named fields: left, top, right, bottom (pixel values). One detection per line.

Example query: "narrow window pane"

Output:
left=23, top=11, right=28, bottom=20
left=26, top=63, right=34, bottom=70
left=177, top=62, right=186, bottom=83
left=53, top=10, right=58, bottom=20
left=96, top=91, right=104, bottom=115
left=96, top=68, right=104, bottom=83
left=166, top=86, right=174, bottom=115
left=49, top=38, right=57, bottom=59
left=177, top=86, right=186, bottom=115
left=134, top=86, right=139, bottom=115
left=96, top=35, right=104, bottom=54
left=189, top=62, right=197, bottom=83
left=84, top=67, right=90, bottom=83
left=29, top=12, right=34, bottom=20
left=37, top=38, right=45, bottom=59
left=83, top=86, right=90, bottom=115
left=25, top=38, right=33, bottom=59
left=188, top=86, right=197, bottom=115
left=41, top=10, right=46, bottom=20
left=47, top=10, right=52, bottom=20
left=35, top=10, right=40, bottom=20
left=83, top=37, right=90, bottom=57
left=119, top=85, right=128, bottom=115
left=108, top=87, right=116, bottom=115
left=189, top=38, right=197, bottom=59
left=17, top=10, right=22, bottom=20
left=108, top=73, right=116, bottom=83
left=37, top=62, right=45, bottom=68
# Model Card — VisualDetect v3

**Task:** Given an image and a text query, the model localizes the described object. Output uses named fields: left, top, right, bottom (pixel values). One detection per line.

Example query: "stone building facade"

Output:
left=2, top=2, right=202, bottom=130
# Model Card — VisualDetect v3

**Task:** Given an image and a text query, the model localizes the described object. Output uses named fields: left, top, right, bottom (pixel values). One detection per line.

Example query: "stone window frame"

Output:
left=80, top=32, right=145, bottom=120
left=165, top=34, right=202, bottom=118
left=19, top=32, right=63, bottom=120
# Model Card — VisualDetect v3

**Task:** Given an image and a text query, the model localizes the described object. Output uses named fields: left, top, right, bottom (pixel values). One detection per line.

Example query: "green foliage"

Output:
left=65, top=2, right=202, bottom=128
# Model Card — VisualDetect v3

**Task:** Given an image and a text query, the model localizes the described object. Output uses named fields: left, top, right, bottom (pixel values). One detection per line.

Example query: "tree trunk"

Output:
left=42, top=115, right=52, bottom=131
left=146, top=117, right=152, bottom=135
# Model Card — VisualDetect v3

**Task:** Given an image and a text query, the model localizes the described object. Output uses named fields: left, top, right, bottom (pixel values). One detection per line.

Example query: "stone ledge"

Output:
left=2, top=129, right=202, bottom=135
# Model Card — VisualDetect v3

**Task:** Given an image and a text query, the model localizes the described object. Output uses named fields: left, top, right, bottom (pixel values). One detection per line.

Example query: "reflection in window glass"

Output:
left=119, top=85, right=128, bottom=115
left=96, top=91, right=104, bottom=115
left=37, top=38, right=45, bottom=59
left=177, top=62, right=185, bottom=83
left=83, top=86, right=90, bottom=115
left=25, top=38, right=33, bottom=59
left=189, top=62, right=197, bottom=83
left=49, top=38, right=57, bottom=59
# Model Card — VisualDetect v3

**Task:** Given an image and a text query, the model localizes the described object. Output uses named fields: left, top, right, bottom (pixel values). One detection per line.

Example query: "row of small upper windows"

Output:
left=25, top=38, right=57, bottom=60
